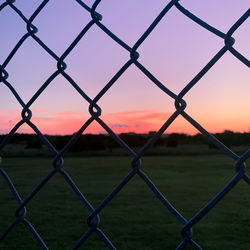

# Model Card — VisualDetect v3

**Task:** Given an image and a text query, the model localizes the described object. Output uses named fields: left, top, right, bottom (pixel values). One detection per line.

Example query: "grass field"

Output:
left=0, top=154, right=249, bottom=249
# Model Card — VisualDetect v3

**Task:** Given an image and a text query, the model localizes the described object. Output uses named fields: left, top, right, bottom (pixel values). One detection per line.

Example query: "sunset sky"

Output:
left=0, top=0, right=249, bottom=135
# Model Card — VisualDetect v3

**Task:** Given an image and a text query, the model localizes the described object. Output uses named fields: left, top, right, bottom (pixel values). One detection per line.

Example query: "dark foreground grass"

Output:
left=0, top=155, right=249, bottom=249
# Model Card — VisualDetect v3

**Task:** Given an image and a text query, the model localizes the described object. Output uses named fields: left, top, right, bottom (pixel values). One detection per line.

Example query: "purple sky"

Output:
left=0, top=0, right=249, bottom=134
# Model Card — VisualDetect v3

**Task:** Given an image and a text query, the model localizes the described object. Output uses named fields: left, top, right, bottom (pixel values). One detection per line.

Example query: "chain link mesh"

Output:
left=0, top=0, right=249, bottom=249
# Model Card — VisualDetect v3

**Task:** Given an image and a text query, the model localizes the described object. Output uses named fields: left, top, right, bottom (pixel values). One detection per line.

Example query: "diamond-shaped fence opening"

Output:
left=0, top=0, right=249, bottom=249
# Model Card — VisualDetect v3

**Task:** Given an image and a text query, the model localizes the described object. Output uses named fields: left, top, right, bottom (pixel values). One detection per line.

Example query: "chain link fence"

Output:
left=0, top=0, right=249, bottom=249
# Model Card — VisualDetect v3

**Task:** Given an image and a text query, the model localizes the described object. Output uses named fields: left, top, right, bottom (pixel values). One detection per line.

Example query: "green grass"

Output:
left=0, top=155, right=249, bottom=249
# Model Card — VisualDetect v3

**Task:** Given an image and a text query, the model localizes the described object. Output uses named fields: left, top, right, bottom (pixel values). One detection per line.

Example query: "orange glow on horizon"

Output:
left=0, top=109, right=249, bottom=135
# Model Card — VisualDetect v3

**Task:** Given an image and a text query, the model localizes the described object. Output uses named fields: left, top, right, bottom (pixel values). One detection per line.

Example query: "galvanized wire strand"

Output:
left=0, top=168, right=48, bottom=249
left=0, top=0, right=249, bottom=249
left=1, top=0, right=113, bottom=245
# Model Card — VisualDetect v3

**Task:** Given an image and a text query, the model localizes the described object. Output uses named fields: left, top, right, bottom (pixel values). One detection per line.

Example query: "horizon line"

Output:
left=0, top=129, right=248, bottom=137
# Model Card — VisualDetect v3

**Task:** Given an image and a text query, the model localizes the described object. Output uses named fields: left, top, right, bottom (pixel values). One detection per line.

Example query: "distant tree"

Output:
left=105, top=135, right=119, bottom=151
left=70, top=134, right=106, bottom=151
left=2, top=131, right=250, bottom=153
left=120, top=133, right=147, bottom=147
left=148, top=131, right=156, bottom=136
left=214, top=130, right=234, bottom=148
left=190, top=133, right=208, bottom=144
left=88, top=134, right=106, bottom=150
left=49, top=135, right=71, bottom=150
left=166, top=133, right=179, bottom=147
left=153, top=137, right=164, bottom=147
left=26, top=135, right=42, bottom=149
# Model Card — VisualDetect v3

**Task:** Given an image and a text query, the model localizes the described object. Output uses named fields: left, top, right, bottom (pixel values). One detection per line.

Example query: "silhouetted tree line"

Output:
left=0, top=130, right=250, bottom=151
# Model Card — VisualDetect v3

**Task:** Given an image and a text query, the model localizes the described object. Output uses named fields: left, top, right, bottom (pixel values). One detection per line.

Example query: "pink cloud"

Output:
left=0, top=109, right=173, bottom=135
left=1, top=109, right=248, bottom=135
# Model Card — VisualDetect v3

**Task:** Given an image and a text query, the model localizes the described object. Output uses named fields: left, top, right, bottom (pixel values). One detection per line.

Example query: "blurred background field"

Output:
left=0, top=153, right=249, bottom=249
left=1, top=131, right=250, bottom=157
